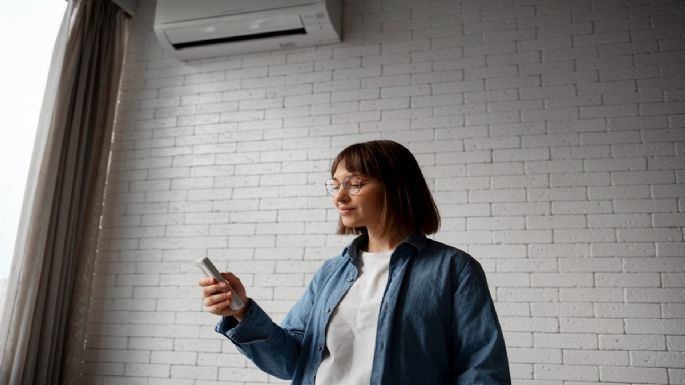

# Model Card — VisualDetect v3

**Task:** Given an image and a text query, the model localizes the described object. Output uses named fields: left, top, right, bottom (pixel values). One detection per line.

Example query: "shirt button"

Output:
left=326, top=307, right=331, bottom=313
left=347, top=277, right=354, bottom=282
left=379, top=342, right=385, bottom=350
left=317, top=345, right=323, bottom=351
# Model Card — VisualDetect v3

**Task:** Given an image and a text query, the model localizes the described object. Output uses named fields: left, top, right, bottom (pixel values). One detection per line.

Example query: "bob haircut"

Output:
left=330, top=140, right=440, bottom=237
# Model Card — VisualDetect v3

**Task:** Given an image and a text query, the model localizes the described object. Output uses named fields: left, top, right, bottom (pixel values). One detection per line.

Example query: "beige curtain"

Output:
left=0, top=1, right=129, bottom=384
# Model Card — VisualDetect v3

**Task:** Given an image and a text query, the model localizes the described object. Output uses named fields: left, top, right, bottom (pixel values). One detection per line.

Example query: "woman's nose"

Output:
left=333, top=186, right=349, bottom=202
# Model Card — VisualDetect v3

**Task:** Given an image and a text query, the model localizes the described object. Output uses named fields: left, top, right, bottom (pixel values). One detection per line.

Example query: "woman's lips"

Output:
left=338, top=207, right=355, bottom=215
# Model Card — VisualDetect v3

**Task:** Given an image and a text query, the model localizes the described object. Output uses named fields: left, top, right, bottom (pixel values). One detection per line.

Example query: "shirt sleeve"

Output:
left=451, top=255, right=511, bottom=385
left=214, top=262, right=328, bottom=380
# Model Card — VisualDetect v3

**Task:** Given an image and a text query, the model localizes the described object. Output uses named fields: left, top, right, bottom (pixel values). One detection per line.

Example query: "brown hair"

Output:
left=330, top=140, right=440, bottom=237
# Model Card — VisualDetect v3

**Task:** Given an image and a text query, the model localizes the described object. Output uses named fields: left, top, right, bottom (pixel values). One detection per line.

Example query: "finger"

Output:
left=207, top=297, right=231, bottom=314
left=204, top=291, right=225, bottom=306
left=205, top=290, right=234, bottom=309
left=198, top=277, right=217, bottom=287
left=225, top=274, right=244, bottom=293
left=202, top=282, right=227, bottom=297
left=209, top=292, right=236, bottom=313
left=223, top=272, right=240, bottom=285
left=223, top=273, right=248, bottom=299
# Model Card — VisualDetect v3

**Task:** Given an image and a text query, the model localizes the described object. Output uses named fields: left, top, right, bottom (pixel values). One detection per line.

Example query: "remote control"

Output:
left=196, top=257, right=245, bottom=311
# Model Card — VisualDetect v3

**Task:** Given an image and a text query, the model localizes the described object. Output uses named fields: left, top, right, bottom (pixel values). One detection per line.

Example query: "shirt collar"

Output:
left=341, top=232, right=427, bottom=261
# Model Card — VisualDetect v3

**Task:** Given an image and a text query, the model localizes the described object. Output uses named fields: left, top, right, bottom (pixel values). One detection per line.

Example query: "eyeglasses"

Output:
left=325, top=177, right=374, bottom=196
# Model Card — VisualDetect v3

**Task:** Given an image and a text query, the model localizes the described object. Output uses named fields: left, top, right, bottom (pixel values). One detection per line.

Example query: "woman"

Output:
left=199, top=140, right=511, bottom=385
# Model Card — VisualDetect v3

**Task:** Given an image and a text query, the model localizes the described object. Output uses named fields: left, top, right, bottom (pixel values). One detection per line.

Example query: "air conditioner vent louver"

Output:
left=172, top=28, right=307, bottom=50
left=154, top=0, right=342, bottom=60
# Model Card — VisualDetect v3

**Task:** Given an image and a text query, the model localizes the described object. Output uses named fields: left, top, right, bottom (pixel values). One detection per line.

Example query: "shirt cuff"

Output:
left=214, top=299, right=273, bottom=344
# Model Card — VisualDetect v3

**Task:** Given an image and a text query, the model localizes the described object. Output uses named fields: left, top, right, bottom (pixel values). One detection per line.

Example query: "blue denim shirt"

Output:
left=216, top=234, right=511, bottom=385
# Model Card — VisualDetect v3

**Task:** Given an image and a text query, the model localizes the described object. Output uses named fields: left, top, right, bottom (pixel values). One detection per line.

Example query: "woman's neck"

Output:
left=365, top=230, right=405, bottom=253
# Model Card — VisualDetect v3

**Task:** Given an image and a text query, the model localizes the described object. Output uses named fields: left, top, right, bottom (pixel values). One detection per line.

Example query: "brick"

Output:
left=549, top=172, right=610, bottom=187
left=560, top=288, right=623, bottom=302
left=607, top=116, right=668, bottom=130
left=467, top=216, right=525, bottom=230
left=548, top=119, right=606, bottom=135
left=575, top=30, right=630, bottom=47
left=552, top=200, right=612, bottom=214
left=653, top=213, right=685, bottom=227
left=625, top=319, right=685, bottom=334
left=617, top=228, right=682, bottom=242
left=600, top=65, right=659, bottom=82
left=491, top=175, right=549, bottom=189
left=509, top=348, right=562, bottom=364
left=612, top=143, right=674, bottom=157
left=656, top=243, right=685, bottom=257
left=564, top=350, right=629, bottom=366
left=535, top=364, right=598, bottom=381
left=644, top=128, right=685, bottom=143
left=632, top=351, right=685, bottom=368
left=492, top=202, right=551, bottom=216
left=520, top=85, right=575, bottom=100
left=522, top=133, right=579, bottom=148
left=587, top=214, right=651, bottom=228
left=546, top=94, right=602, bottom=109
left=464, top=42, right=516, bottom=57
left=531, top=273, right=593, bottom=288
left=467, top=163, right=524, bottom=177
left=648, top=156, right=685, bottom=170
left=500, top=316, right=559, bottom=332
left=529, top=244, right=589, bottom=259
left=559, top=258, right=622, bottom=273
left=626, top=288, right=685, bottom=303
left=527, top=215, right=585, bottom=229
left=493, top=148, right=549, bottom=162
left=560, top=318, right=624, bottom=334
left=581, top=103, right=639, bottom=118
left=464, top=136, right=520, bottom=150
left=493, top=230, right=553, bottom=244
left=534, top=333, right=597, bottom=349
left=468, top=244, right=527, bottom=259
left=528, top=187, right=586, bottom=202
left=525, top=160, right=583, bottom=174
left=587, top=185, right=650, bottom=200
left=600, top=366, right=667, bottom=384
left=600, top=334, right=666, bottom=351
left=624, top=257, right=685, bottom=272
left=670, top=369, right=685, bottom=385
left=498, top=258, right=558, bottom=273
left=663, top=273, right=685, bottom=288
left=542, top=71, right=598, bottom=87
left=612, top=170, right=675, bottom=185
left=433, top=147, right=487, bottom=165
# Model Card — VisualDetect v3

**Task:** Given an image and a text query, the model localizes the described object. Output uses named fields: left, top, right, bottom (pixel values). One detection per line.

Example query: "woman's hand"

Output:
left=199, top=272, right=250, bottom=321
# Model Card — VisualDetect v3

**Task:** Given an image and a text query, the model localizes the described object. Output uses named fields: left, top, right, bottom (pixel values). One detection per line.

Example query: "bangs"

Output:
left=330, top=143, right=381, bottom=178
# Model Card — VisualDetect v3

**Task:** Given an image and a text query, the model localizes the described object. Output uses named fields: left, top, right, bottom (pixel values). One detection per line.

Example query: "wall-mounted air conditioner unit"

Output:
left=154, top=0, right=342, bottom=60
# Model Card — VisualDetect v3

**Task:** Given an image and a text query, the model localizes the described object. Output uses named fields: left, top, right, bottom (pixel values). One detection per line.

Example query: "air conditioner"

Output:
left=154, top=0, right=342, bottom=60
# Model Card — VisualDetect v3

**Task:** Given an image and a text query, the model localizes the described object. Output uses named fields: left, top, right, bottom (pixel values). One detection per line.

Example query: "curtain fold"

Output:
left=0, top=1, right=129, bottom=384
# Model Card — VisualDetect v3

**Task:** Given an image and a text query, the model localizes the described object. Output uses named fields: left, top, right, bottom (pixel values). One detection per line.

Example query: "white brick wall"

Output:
left=81, top=0, right=685, bottom=384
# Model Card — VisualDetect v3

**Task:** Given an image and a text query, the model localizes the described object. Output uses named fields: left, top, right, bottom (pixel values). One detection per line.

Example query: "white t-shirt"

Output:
left=315, top=249, right=393, bottom=385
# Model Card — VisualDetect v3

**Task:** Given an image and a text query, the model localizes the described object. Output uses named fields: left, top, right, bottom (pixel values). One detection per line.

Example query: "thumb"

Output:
left=222, top=272, right=247, bottom=298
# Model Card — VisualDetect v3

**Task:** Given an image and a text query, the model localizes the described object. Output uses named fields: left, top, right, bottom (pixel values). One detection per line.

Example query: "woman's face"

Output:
left=332, top=163, right=384, bottom=233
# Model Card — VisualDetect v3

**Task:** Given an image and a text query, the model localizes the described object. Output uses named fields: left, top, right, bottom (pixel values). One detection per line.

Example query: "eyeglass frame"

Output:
left=324, top=176, right=376, bottom=196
